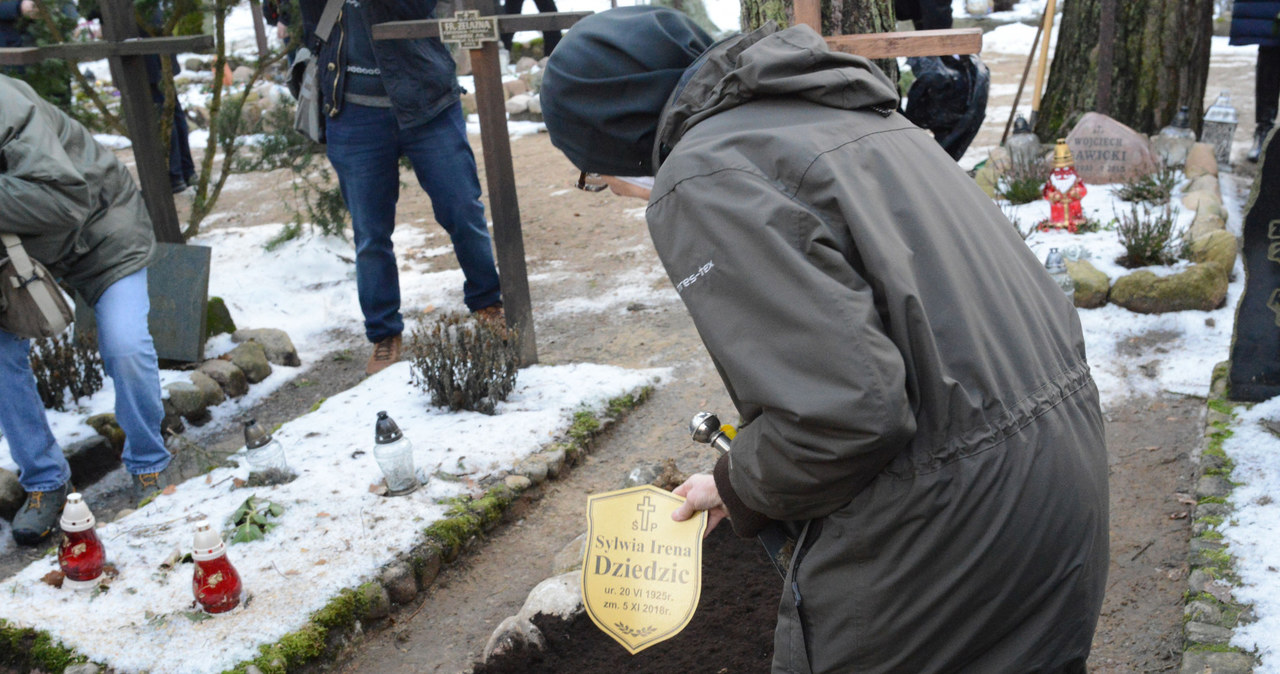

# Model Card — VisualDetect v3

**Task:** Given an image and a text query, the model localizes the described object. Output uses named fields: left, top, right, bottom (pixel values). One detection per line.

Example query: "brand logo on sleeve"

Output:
left=675, top=260, right=714, bottom=294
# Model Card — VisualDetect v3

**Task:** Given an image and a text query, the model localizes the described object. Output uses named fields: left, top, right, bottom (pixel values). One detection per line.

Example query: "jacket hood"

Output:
left=541, top=6, right=713, bottom=176
left=653, top=23, right=900, bottom=169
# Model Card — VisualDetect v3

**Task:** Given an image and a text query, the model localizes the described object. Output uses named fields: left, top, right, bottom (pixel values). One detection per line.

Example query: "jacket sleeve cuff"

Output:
left=713, top=452, right=770, bottom=539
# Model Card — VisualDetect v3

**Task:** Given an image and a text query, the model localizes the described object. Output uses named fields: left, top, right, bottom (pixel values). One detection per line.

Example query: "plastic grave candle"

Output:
left=192, top=519, right=243, bottom=614
left=57, top=493, right=104, bottom=590
left=242, top=418, right=289, bottom=475
left=1043, top=247, right=1074, bottom=295
left=1004, top=115, right=1042, bottom=167
left=374, top=411, right=419, bottom=495
left=1159, top=106, right=1197, bottom=142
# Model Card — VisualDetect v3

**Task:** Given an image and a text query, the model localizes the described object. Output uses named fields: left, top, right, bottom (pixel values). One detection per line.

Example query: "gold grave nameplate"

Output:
left=581, top=485, right=706, bottom=654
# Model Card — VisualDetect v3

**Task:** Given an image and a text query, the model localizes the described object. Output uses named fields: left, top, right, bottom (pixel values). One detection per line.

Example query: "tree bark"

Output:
left=741, top=0, right=898, bottom=82
left=1034, top=0, right=1213, bottom=140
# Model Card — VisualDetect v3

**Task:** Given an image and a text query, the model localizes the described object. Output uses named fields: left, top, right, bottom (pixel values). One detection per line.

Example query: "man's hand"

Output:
left=671, top=472, right=728, bottom=536
left=276, top=22, right=288, bottom=40
left=20, top=0, right=39, bottom=18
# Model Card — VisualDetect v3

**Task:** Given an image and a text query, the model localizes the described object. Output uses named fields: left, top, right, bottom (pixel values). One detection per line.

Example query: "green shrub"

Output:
left=409, top=313, right=519, bottom=414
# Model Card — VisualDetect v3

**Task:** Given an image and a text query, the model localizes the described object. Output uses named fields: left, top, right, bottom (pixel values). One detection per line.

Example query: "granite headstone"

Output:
left=1065, top=112, right=1159, bottom=184
left=1228, top=127, right=1280, bottom=401
left=148, top=243, right=212, bottom=363
left=72, top=243, right=211, bottom=363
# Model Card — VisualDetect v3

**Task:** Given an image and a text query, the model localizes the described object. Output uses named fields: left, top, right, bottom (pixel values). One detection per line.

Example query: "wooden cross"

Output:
left=0, top=0, right=212, bottom=244
left=372, top=1, right=980, bottom=366
left=791, top=0, right=983, bottom=59
left=373, top=2, right=588, bottom=367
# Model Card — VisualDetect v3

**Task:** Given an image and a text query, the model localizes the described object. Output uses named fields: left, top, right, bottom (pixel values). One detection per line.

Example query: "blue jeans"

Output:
left=325, top=102, right=502, bottom=343
left=0, top=269, right=170, bottom=492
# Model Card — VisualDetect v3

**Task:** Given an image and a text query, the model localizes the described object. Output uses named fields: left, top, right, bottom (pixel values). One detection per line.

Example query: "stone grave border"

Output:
left=1179, top=363, right=1259, bottom=673
left=0, top=387, right=653, bottom=673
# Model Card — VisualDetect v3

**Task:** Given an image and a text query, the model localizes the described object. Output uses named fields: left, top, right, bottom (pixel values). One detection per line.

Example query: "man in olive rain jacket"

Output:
left=541, top=8, right=1109, bottom=673
left=1, top=74, right=173, bottom=545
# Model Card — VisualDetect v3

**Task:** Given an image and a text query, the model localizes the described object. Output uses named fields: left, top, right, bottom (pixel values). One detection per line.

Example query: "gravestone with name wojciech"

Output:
left=1064, top=112, right=1159, bottom=184
left=1228, top=127, right=1280, bottom=401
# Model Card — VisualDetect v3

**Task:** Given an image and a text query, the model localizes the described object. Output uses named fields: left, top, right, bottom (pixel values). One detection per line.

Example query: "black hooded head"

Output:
left=541, top=6, right=713, bottom=177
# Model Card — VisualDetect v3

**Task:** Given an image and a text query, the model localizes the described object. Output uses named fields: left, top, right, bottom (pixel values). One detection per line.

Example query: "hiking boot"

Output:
left=366, top=334, right=402, bottom=375
left=11, top=482, right=71, bottom=546
left=131, top=464, right=177, bottom=507
left=473, top=302, right=506, bottom=327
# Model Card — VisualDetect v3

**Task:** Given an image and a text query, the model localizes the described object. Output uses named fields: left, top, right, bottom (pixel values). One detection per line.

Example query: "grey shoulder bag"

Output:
left=291, top=0, right=345, bottom=144
left=0, top=232, right=74, bottom=339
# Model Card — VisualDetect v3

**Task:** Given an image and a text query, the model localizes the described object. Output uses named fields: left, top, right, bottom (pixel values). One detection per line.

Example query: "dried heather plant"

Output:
left=408, top=313, right=519, bottom=415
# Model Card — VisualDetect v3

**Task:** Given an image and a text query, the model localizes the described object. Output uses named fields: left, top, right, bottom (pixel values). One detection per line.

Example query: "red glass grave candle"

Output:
left=192, top=520, right=243, bottom=614
left=58, top=493, right=104, bottom=590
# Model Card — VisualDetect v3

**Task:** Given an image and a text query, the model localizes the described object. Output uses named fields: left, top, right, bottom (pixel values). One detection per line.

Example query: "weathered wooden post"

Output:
left=373, top=4, right=590, bottom=367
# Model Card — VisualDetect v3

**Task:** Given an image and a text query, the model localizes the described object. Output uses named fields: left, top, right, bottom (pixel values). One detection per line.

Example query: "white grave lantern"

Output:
left=1201, top=92, right=1239, bottom=168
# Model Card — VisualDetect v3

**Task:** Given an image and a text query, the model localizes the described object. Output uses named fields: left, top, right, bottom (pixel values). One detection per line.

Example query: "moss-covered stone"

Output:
left=206, top=296, right=237, bottom=339
left=1187, top=230, right=1239, bottom=277
left=85, top=413, right=126, bottom=453
left=0, top=620, right=88, bottom=672
left=1183, top=143, right=1218, bottom=179
left=1064, top=259, right=1110, bottom=308
left=1109, top=264, right=1228, bottom=314
left=1189, top=201, right=1230, bottom=239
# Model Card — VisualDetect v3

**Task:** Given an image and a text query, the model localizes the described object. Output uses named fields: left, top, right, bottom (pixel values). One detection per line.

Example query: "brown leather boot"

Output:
left=472, top=302, right=506, bottom=327
left=366, top=334, right=402, bottom=375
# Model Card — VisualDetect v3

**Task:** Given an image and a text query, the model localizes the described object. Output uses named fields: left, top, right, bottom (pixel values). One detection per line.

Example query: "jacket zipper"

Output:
left=329, top=8, right=345, bottom=117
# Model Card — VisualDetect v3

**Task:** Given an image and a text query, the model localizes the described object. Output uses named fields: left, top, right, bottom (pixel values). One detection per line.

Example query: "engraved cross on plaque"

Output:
left=636, top=495, right=656, bottom=531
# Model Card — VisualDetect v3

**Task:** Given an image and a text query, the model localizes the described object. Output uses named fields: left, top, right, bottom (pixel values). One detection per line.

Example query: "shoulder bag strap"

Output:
left=315, top=0, right=345, bottom=44
left=1, top=232, right=70, bottom=329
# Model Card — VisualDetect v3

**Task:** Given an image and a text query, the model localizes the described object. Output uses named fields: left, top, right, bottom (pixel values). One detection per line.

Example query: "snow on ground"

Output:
left=1223, top=397, right=1280, bottom=672
left=5, top=0, right=1279, bottom=669
left=0, top=361, right=665, bottom=674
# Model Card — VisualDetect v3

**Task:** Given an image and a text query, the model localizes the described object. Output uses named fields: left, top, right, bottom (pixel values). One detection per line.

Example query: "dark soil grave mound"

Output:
left=474, top=525, right=779, bottom=673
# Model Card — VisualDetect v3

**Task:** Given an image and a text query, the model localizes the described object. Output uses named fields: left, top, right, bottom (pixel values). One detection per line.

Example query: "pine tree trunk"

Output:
left=740, top=0, right=898, bottom=82
left=1034, top=0, right=1213, bottom=141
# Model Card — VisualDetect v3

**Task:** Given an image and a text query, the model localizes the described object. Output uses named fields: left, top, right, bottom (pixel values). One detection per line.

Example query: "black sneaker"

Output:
left=1247, top=126, right=1270, bottom=163
left=11, top=483, right=71, bottom=546
left=131, top=465, right=177, bottom=506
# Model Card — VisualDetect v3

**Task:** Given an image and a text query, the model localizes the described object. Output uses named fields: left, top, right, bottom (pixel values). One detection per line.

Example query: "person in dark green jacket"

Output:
left=0, top=74, right=175, bottom=546
left=543, top=8, right=1109, bottom=672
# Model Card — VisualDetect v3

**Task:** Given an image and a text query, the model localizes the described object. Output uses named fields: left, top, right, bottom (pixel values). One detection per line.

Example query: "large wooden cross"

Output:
left=372, top=1, right=980, bottom=367
left=373, top=2, right=588, bottom=366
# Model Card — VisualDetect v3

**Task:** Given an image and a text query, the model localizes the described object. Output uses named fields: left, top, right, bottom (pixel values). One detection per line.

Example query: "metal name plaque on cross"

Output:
left=440, top=10, right=498, bottom=49
left=147, top=242, right=212, bottom=363
left=1228, top=128, right=1280, bottom=401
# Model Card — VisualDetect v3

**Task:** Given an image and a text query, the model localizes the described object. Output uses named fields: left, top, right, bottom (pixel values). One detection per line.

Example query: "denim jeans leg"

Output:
left=326, top=104, right=405, bottom=342
left=0, top=330, right=69, bottom=492
left=401, top=103, right=503, bottom=311
left=95, top=269, right=170, bottom=475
